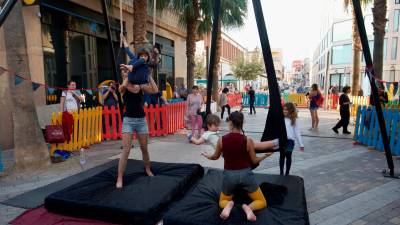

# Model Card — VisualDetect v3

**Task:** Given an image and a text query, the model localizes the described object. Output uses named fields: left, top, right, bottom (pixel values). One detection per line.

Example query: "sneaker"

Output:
left=332, top=128, right=338, bottom=134
left=272, top=138, right=280, bottom=150
left=308, top=127, right=314, bottom=131
left=343, top=131, right=351, bottom=134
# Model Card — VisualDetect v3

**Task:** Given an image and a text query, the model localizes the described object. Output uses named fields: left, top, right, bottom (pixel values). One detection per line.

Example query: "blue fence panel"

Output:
left=242, top=93, right=269, bottom=108
left=354, top=106, right=400, bottom=156
left=168, top=98, right=185, bottom=103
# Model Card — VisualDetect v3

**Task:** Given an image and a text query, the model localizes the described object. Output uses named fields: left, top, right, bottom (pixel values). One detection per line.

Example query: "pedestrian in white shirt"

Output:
left=60, top=80, right=84, bottom=112
left=281, top=102, right=304, bottom=175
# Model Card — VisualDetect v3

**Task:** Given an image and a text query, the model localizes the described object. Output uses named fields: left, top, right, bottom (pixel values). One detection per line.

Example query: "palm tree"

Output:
left=372, top=0, right=387, bottom=80
left=344, top=0, right=371, bottom=96
left=168, top=0, right=201, bottom=91
left=133, top=0, right=149, bottom=49
left=199, top=0, right=247, bottom=101
left=3, top=2, right=50, bottom=170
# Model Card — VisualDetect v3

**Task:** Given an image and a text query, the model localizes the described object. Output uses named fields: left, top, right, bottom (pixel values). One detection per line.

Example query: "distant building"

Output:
left=311, top=0, right=400, bottom=95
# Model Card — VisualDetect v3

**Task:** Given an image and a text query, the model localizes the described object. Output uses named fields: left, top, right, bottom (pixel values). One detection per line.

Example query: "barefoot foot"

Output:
left=145, top=168, right=154, bottom=177
left=220, top=201, right=234, bottom=220
left=116, top=179, right=123, bottom=188
left=242, top=204, right=257, bottom=221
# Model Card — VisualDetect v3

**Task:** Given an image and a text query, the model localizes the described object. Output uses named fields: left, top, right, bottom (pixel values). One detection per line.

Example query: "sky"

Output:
left=226, top=0, right=329, bottom=69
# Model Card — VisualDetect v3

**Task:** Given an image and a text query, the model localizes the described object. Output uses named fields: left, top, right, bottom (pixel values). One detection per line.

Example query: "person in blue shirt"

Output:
left=120, top=36, right=159, bottom=85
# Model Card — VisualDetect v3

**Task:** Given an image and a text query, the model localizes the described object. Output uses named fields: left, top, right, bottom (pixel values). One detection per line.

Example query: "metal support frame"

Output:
left=352, top=0, right=398, bottom=178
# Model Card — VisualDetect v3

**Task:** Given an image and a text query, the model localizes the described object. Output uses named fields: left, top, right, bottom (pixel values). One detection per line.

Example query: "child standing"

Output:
left=186, top=86, right=203, bottom=138
left=280, top=103, right=304, bottom=176
left=202, top=111, right=271, bottom=221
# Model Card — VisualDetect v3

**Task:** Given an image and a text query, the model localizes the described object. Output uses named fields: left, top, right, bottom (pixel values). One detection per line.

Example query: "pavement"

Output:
left=1, top=108, right=400, bottom=225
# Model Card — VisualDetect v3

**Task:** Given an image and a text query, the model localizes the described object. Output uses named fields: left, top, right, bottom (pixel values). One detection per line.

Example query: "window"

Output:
left=331, top=44, right=352, bottom=65
left=392, top=37, right=398, bottom=60
left=394, top=10, right=400, bottom=32
left=396, top=0, right=400, bottom=4
left=332, top=20, right=352, bottom=42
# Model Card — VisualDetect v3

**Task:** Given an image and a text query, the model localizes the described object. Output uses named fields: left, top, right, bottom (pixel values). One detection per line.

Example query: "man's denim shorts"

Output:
left=122, top=117, right=148, bottom=134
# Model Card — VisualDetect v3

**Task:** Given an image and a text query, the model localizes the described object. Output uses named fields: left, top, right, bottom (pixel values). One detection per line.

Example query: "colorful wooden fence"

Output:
left=226, top=93, right=243, bottom=108
left=50, top=107, right=103, bottom=154
left=354, top=105, right=400, bottom=156
left=103, top=102, right=187, bottom=140
left=242, top=93, right=269, bottom=108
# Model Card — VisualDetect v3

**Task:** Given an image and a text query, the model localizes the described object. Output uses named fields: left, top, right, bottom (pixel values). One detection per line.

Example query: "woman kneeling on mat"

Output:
left=202, top=111, right=271, bottom=221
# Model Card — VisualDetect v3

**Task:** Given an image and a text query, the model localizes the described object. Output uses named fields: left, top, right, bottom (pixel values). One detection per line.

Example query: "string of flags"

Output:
left=0, top=66, right=102, bottom=95
left=364, top=67, right=399, bottom=97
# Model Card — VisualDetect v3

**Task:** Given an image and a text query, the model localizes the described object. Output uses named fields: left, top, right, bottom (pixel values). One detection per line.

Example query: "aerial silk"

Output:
left=252, top=0, right=288, bottom=154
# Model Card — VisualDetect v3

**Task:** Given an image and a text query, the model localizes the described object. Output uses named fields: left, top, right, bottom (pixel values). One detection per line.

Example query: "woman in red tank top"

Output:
left=202, top=111, right=272, bottom=221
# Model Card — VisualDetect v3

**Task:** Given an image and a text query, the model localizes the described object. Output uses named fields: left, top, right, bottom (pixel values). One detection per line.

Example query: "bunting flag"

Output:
left=385, top=82, right=391, bottom=91
left=393, top=82, right=399, bottom=97
left=47, top=87, right=55, bottom=94
left=14, top=75, right=24, bottom=86
left=0, top=66, right=6, bottom=76
left=86, top=90, right=93, bottom=95
left=32, top=82, right=41, bottom=91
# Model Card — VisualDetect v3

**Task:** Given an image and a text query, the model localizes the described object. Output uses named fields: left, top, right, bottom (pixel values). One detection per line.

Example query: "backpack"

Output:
left=316, top=94, right=324, bottom=107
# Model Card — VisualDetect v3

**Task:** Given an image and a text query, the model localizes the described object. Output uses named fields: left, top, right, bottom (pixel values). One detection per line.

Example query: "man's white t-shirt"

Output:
left=201, top=131, right=220, bottom=148
left=62, top=91, right=79, bottom=112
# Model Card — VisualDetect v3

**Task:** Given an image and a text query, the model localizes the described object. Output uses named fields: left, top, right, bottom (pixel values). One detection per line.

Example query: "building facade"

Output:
left=311, top=0, right=400, bottom=94
left=196, top=31, right=246, bottom=90
left=0, top=0, right=187, bottom=149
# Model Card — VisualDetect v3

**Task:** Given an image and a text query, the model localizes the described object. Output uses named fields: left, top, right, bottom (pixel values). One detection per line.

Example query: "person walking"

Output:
left=248, top=86, right=256, bottom=115
left=332, top=86, right=352, bottom=134
left=219, top=88, right=231, bottom=121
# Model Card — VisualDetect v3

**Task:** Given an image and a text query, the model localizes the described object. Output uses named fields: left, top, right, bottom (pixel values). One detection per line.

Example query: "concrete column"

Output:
left=0, top=28, right=14, bottom=150
left=22, top=5, right=46, bottom=106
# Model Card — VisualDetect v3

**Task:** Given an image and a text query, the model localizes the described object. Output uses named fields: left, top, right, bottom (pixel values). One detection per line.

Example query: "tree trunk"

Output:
left=133, top=0, right=148, bottom=50
left=186, top=0, right=200, bottom=92
left=212, top=19, right=222, bottom=102
left=3, top=2, right=50, bottom=171
left=372, top=0, right=387, bottom=80
left=351, top=6, right=361, bottom=96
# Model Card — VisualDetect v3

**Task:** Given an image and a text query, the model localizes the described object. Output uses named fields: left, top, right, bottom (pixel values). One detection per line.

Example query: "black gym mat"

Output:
left=2, top=160, right=117, bottom=209
left=44, top=159, right=204, bottom=225
left=163, top=169, right=309, bottom=225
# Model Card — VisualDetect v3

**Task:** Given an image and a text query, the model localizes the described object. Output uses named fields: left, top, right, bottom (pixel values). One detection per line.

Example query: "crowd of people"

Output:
left=57, top=42, right=393, bottom=221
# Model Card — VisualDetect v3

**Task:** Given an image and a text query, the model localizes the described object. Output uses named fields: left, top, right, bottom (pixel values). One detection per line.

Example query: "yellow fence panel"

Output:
left=49, top=107, right=103, bottom=154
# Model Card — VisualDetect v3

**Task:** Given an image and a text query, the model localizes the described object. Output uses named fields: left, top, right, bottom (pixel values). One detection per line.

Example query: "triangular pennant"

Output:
left=385, top=82, right=390, bottom=91
left=48, top=87, right=55, bottom=94
left=14, top=75, right=23, bottom=86
left=32, top=82, right=41, bottom=91
left=0, top=66, right=6, bottom=76
left=86, top=90, right=93, bottom=95
left=393, top=82, right=399, bottom=97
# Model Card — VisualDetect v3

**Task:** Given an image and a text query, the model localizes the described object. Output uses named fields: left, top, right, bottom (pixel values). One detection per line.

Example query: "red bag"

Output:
left=316, top=95, right=324, bottom=107
left=45, top=125, right=65, bottom=143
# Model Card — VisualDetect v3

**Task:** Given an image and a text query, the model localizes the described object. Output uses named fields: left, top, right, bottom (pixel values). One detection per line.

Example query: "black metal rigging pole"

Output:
left=352, top=0, right=398, bottom=178
left=205, top=0, right=221, bottom=115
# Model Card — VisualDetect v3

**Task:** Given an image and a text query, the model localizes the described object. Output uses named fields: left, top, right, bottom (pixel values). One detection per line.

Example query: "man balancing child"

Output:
left=201, top=111, right=272, bottom=221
